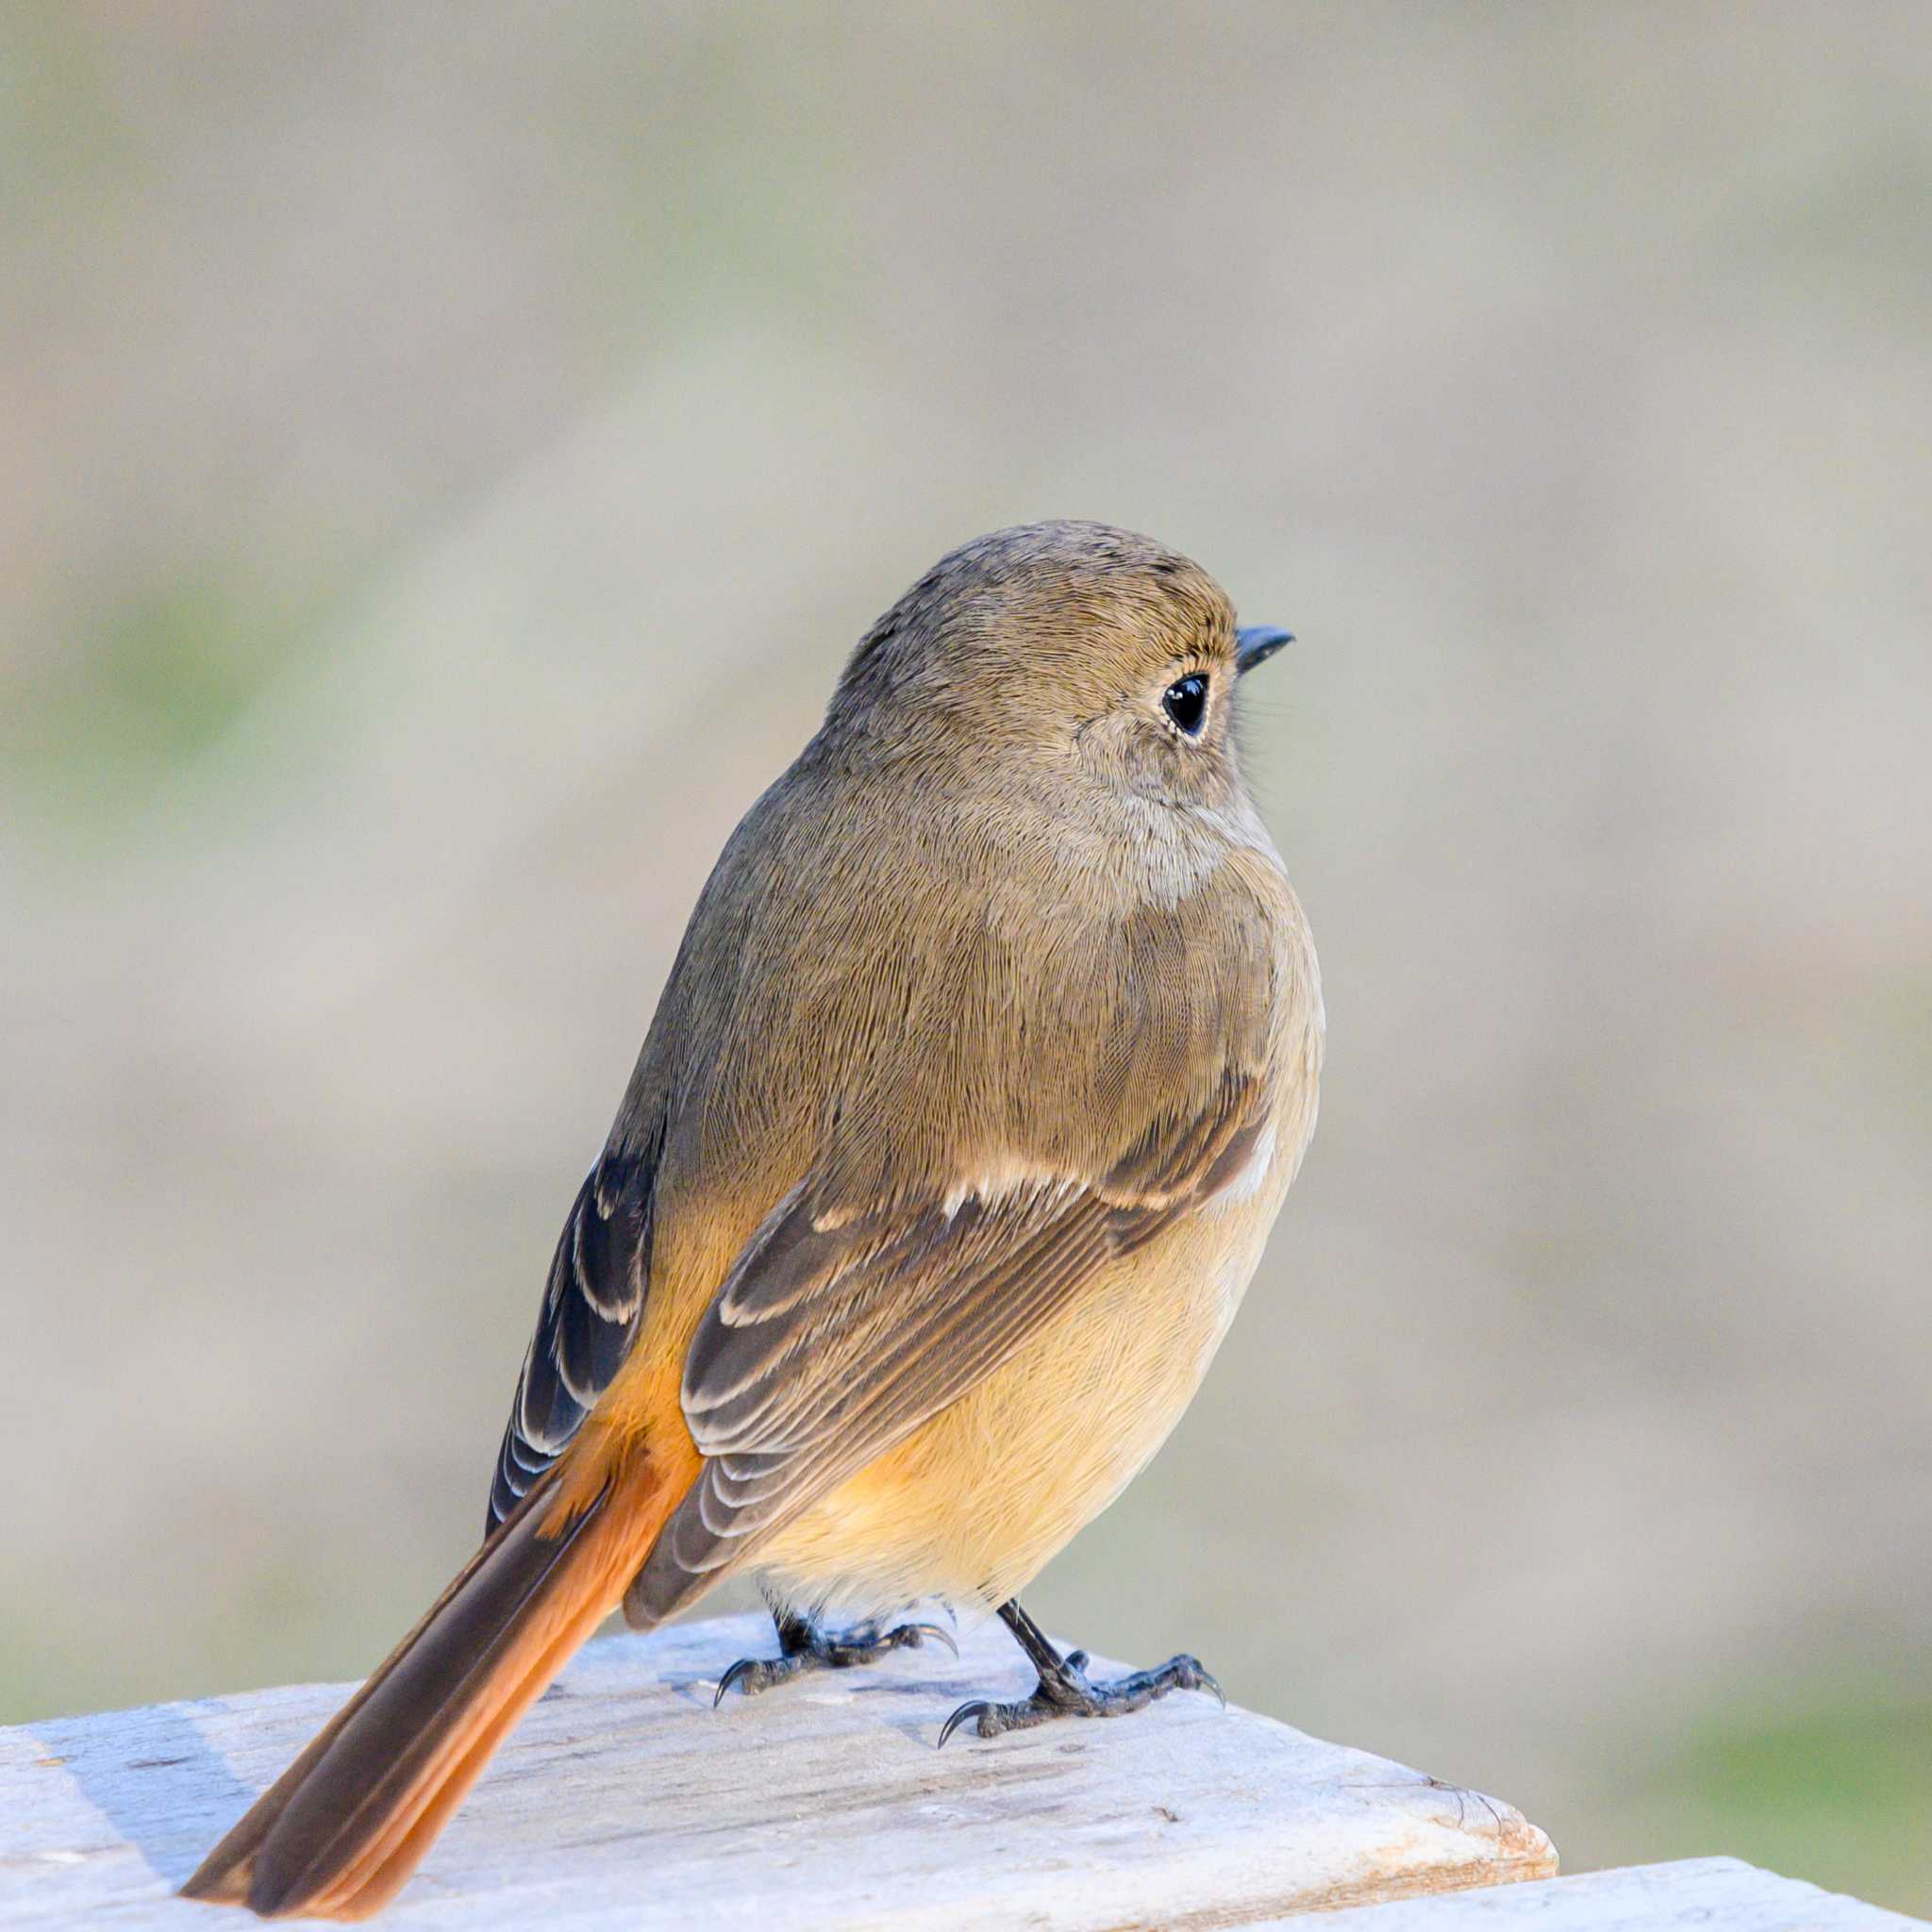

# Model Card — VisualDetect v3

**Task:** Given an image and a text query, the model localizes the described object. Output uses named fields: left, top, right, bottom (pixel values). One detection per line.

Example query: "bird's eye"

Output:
left=1162, top=674, right=1208, bottom=737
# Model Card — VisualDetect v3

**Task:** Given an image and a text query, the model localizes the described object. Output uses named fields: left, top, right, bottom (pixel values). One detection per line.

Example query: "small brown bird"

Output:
left=183, top=521, right=1323, bottom=1919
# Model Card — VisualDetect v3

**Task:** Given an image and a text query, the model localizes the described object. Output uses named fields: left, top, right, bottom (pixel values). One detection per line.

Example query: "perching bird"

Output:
left=183, top=520, right=1323, bottom=1920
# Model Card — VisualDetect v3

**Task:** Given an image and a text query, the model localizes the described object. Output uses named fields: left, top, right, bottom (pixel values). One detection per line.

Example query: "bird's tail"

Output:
left=181, top=1444, right=677, bottom=1922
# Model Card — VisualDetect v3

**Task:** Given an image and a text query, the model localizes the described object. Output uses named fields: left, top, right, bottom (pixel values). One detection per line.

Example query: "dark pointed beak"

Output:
left=1235, top=625, right=1294, bottom=675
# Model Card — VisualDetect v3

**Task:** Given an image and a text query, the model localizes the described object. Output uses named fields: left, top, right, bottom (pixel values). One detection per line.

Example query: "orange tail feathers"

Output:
left=182, top=1448, right=681, bottom=1922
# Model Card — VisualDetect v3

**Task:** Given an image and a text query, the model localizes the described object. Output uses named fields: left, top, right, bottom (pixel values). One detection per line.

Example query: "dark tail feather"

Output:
left=182, top=1452, right=676, bottom=1921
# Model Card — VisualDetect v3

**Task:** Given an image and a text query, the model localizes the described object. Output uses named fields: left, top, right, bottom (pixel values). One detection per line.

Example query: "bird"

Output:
left=181, top=519, right=1324, bottom=1920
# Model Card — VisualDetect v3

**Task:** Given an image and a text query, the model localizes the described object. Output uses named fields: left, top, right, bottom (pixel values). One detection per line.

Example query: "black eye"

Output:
left=1162, top=674, right=1208, bottom=736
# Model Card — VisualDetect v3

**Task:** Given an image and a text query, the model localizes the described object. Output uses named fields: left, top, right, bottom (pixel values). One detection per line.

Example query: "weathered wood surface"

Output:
left=1280, top=1857, right=1928, bottom=1932
left=2, top=1611, right=1553, bottom=1927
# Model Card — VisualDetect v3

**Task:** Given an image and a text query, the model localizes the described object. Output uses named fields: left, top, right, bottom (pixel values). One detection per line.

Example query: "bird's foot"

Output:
left=938, top=1647, right=1224, bottom=1745
left=714, top=1610, right=956, bottom=1706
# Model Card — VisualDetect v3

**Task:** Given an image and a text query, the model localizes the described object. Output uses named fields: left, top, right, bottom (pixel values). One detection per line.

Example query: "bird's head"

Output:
left=829, top=520, right=1291, bottom=810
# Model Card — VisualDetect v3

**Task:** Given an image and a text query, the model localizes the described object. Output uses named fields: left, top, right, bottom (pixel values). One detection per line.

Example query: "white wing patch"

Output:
left=1215, top=1117, right=1277, bottom=1206
left=941, top=1161, right=1075, bottom=1221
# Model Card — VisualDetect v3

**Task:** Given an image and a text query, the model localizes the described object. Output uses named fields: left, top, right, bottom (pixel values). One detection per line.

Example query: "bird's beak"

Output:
left=1235, top=625, right=1294, bottom=675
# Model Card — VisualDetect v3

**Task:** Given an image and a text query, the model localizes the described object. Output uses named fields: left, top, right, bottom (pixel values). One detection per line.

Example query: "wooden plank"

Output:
left=1, top=1611, right=1553, bottom=1927
left=1273, top=1857, right=1928, bottom=1932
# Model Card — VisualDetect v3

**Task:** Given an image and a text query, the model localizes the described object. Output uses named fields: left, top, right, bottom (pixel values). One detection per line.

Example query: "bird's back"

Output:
left=622, top=727, right=1308, bottom=1235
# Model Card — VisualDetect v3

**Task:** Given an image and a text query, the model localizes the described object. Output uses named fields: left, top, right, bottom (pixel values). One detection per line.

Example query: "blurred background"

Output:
left=4, top=2, right=1928, bottom=1912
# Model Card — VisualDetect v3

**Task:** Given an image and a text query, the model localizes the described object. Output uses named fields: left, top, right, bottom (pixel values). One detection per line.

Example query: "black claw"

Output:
left=1162, top=1654, right=1224, bottom=1708
left=938, top=1699, right=991, bottom=1749
left=711, top=1655, right=763, bottom=1707
left=908, top=1621, right=959, bottom=1660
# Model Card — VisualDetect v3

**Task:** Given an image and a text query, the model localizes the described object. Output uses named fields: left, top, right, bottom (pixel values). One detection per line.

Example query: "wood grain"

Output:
left=4, top=1612, right=1553, bottom=1928
left=1285, top=1857, right=1928, bottom=1932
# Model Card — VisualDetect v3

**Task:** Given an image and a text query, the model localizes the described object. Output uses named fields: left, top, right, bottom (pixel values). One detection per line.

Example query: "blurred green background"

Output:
left=4, top=3, right=1928, bottom=1913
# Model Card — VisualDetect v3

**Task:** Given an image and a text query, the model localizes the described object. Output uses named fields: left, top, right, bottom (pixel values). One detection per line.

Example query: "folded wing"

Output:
left=625, top=1065, right=1271, bottom=1622
left=487, top=1131, right=661, bottom=1536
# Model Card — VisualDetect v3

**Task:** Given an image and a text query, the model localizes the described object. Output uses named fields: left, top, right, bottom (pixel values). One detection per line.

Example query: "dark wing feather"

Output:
left=625, top=1068, right=1267, bottom=1621
left=485, top=1131, right=660, bottom=1535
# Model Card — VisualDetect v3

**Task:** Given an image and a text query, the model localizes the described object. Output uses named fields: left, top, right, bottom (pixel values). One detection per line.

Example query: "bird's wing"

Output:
left=625, top=1063, right=1273, bottom=1621
left=486, top=1129, right=662, bottom=1535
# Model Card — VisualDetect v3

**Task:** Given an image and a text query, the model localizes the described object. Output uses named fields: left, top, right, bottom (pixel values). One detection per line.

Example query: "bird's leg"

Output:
left=938, top=1598, right=1224, bottom=1745
left=713, top=1593, right=956, bottom=1705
